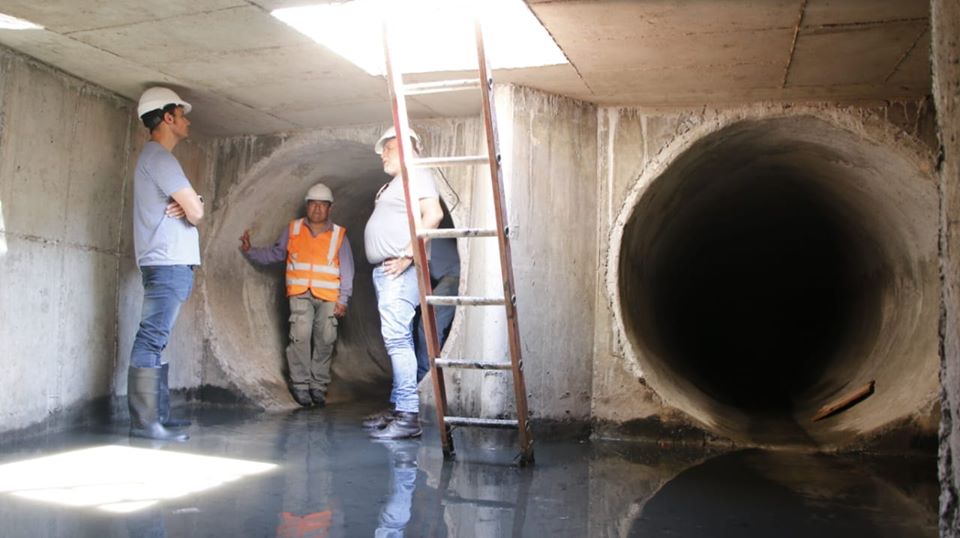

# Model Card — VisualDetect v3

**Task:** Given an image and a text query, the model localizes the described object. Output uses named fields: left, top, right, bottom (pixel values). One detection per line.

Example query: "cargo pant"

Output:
left=287, top=292, right=338, bottom=395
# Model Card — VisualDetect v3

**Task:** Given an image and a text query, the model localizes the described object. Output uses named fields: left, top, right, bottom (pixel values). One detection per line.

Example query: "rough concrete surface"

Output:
left=0, top=47, right=136, bottom=433
left=934, top=0, right=960, bottom=534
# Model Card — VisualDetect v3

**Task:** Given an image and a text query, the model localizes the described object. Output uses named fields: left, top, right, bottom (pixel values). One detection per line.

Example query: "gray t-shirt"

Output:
left=364, top=169, right=439, bottom=265
left=133, top=141, right=201, bottom=267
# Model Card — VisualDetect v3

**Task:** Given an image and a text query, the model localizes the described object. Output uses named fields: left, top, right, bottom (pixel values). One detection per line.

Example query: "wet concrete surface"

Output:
left=0, top=402, right=937, bottom=537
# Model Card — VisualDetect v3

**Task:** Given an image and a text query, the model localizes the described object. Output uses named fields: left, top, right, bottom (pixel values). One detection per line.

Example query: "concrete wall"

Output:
left=0, top=47, right=136, bottom=434
left=501, top=86, right=597, bottom=421
left=933, top=0, right=960, bottom=534
left=434, top=85, right=598, bottom=423
left=0, top=45, right=217, bottom=435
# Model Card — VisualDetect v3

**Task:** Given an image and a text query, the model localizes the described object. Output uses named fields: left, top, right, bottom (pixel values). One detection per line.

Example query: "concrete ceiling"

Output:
left=0, top=0, right=930, bottom=136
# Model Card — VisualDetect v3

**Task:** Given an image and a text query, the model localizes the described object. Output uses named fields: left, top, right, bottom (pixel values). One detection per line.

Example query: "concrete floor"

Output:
left=0, top=403, right=937, bottom=537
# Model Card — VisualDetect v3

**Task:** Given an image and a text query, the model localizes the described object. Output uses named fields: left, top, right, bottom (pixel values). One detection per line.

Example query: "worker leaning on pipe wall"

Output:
left=239, top=183, right=356, bottom=408
left=126, top=87, right=204, bottom=442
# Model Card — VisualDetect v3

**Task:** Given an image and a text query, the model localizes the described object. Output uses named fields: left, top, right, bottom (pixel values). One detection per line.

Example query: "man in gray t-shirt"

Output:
left=126, top=87, right=205, bottom=443
left=362, top=127, right=444, bottom=440
left=364, top=166, right=438, bottom=264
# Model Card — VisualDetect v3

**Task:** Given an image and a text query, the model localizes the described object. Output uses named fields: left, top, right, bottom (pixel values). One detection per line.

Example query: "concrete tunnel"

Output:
left=611, top=116, right=939, bottom=446
left=196, top=116, right=937, bottom=448
left=201, top=136, right=455, bottom=408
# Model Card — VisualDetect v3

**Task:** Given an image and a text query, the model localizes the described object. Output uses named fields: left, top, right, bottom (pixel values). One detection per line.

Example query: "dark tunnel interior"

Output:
left=645, top=171, right=873, bottom=417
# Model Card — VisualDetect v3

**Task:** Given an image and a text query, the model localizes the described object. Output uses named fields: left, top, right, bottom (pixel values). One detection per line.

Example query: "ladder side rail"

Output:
left=382, top=20, right=454, bottom=458
left=474, top=20, right=534, bottom=464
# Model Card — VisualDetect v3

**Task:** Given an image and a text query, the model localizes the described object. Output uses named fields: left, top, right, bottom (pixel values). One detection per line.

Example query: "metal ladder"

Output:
left=382, top=17, right=534, bottom=465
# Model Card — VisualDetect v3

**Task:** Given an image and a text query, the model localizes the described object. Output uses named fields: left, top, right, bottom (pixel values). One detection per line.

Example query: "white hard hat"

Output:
left=137, top=87, right=192, bottom=118
left=305, top=183, right=334, bottom=203
left=375, top=126, right=422, bottom=155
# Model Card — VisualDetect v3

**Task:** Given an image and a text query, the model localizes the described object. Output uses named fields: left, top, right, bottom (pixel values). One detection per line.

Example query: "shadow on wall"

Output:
left=203, top=138, right=398, bottom=408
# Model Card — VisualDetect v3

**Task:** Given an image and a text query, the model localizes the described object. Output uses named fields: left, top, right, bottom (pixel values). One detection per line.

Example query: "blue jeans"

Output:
left=130, top=265, right=195, bottom=368
left=375, top=463, right=416, bottom=537
left=372, top=265, right=420, bottom=413
left=414, top=273, right=459, bottom=381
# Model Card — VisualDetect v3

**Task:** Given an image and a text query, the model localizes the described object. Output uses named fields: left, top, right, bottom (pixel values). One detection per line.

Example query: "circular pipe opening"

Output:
left=614, top=117, right=938, bottom=445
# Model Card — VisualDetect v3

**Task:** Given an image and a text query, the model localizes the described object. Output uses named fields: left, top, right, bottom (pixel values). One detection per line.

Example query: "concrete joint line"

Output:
left=0, top=230, right=120, bottom=256
left=885, top=24, right=930, bottom=83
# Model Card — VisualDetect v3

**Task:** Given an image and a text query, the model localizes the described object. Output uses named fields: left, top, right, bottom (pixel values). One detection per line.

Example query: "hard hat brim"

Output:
left=373, top=133, right=423, bottom=155
left=374, top=136, right=387, bottom=155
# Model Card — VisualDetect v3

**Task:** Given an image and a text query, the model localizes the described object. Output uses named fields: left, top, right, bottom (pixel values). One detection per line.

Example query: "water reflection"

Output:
left=625, top=449, right=937, bottom=538
left=374, top=440, right=420, bottom=537
left=0, top=405, right=937, bottom=538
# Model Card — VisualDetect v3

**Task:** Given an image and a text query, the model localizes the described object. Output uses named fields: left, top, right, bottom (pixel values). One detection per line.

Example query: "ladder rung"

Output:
left=411, top=155, right=489, bottom=168
left=403, top=78, right=482, bottom=96
left=427, top=295, right=505, bottom=306
left=417, top=227, right=498, bottom=239
left=435, top=359, right=512, bottom=370
left=445, top=416, right=519, bottom=429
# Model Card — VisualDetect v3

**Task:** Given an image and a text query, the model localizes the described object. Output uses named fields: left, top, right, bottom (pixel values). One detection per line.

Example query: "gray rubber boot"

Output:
left=129, top=367, right=189, bottom=442
left=369, top=412, right=422, bottom=439
left=159, top=363, right=191, bottom=428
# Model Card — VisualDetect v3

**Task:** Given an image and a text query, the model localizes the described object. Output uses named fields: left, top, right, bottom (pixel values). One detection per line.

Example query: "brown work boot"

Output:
left=362, top=408, right=395, bottom=429
left=369, top=412, right=422, bottom=440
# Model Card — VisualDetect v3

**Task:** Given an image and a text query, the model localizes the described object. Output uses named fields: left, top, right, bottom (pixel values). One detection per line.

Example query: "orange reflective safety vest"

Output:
left=285, top=218, right=346, bottom=301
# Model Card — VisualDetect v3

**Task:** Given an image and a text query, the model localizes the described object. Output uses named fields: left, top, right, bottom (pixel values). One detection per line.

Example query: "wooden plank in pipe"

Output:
left=811, top=380, right=876, bottom=422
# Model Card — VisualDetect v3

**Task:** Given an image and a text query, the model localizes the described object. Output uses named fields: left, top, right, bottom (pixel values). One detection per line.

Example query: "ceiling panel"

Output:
left=801, top=0, right=928, bottom=27
left=68, top=6, right=309, bottom=65
left=0, top=0, right=933, bottom=136
left=219, top=76, right=388, bottom=112
left=0, top=28, right=179, bottom=99
left=154, top=43, right=367, bottom=89
left=787, top=20, right=929, bottom=87
left=0, top=0, right=247, bottom=33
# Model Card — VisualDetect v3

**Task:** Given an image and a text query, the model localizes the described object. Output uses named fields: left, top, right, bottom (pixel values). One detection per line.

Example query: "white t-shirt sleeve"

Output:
left=411, top=169, right=439, bottom=200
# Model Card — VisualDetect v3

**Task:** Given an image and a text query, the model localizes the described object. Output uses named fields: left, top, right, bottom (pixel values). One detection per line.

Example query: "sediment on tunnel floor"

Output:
left=610, top=116, right=939, bottom=447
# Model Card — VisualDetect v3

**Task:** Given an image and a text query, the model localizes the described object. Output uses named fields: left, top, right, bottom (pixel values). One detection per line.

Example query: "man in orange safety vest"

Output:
left=240, top=183, right=355, bottom=407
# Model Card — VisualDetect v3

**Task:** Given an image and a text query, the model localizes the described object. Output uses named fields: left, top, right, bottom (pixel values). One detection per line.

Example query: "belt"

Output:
left=377, top=256, right=412, bottom=267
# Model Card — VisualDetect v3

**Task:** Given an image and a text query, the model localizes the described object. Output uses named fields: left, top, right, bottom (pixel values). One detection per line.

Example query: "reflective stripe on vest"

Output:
left=285, top=219, right=345, bottom=301
left=286, top=262, right=340, bottom=276
left=285, top=278, right=338, bottom=289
